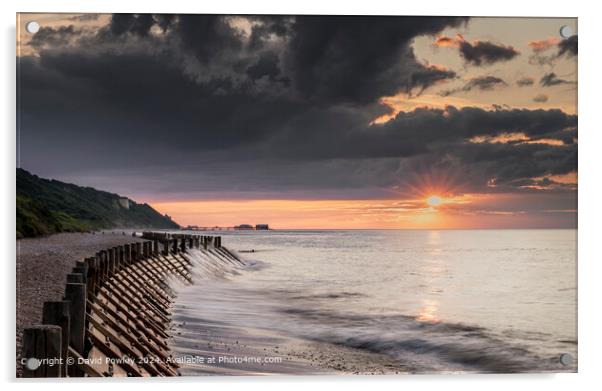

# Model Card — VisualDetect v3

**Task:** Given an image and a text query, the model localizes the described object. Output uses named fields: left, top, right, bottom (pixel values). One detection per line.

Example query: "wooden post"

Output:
left=115, top=246, right=122, bottom=271
left=101, top=251, right=108, bottom=279
left=136, top=242, right=143, bottom=261
left=94, top=253, right=102, bottom=284
left=66, top=273, right=83, bottom=284
left=72, top=266, right=88, bottom=284
left=96, top=251, right=107, bottom=280
left=97, top=251, right=106, bottom=280
left=153, top=239, right=159, bottom=256
left=129, top=243, right=134, bottom=262
left=76, top=260, right=87, bottom=269
left=64, top=282, right=86, bottom=375
left=86, top=257, right=97, bottom=297
left=180, top=237, right=186, bottom=253
left=42, top=301, right=70, bottom=377
left=162, top=239, right=169, bottom=256
left=124, top=243, right=131, bottom=265
left=74, top=260, right=88, bottom=284
left=116, top=246, right=122, bottom=271
left=21, top=325, right=62, bottom=378
left=121, top=245, right=126, bottom=268
left=85, top=257, right=94, bottom=295
left=172, top=238, right=178, bottom=254
left=108, top=248, right=116, bottom=276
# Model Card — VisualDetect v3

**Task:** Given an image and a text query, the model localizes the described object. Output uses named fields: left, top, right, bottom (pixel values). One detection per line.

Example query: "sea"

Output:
left=168, top=229, right=577, bottom=374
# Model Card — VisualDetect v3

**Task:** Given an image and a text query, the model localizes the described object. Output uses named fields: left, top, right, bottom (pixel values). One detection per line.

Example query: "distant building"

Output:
left=255, top=224, right=269, bottom=230
left=234, top=224, right=254, bottom=230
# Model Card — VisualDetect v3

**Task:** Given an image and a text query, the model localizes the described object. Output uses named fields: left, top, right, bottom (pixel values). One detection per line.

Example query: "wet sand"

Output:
left=16, top=231, right=145, bottom=375
left=170, top=310, right=410, bottom=376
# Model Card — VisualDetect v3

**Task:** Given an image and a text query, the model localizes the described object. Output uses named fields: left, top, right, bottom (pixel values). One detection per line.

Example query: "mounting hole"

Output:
left=25, top=357, right=40, bottom=370
left=559, top=353, right=573, bottom=366
left=559, top=25, right=573, bottom=39
left=25, top=21, right=40, bottom=34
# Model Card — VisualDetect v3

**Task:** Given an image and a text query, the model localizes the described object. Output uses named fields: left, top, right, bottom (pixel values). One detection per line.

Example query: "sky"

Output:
left=16, top=14, right=577, bottom=229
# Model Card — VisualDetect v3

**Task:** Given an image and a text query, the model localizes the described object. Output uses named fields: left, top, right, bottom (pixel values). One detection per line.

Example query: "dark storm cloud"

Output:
left=516, top=77, right=534, bottom=87
left=154, top=14, right=177, bottom=32
left=539, top=127, right=577, bottom=145
left=540, top=72, right=575, bottom=87
left=371, top=106, right=575, bottom=154
left=18, top=14, right=577, bottom=199
left=440, top=75, right=506, bottom=96
left=406, top=65, right=457, bottom=96
left=463, top=76, right=507, bottom=91
left=247, top=15, right=293, bottom=50
left=458, top=40, right=519, bottom=66
left=246, top=51, right=284, bottom=82
left=283, top=16, right=468, bottom=103
left=456, top=141, right=577, bottom=187
left=28, top=25, right=81, bottom=49
left=174, top=14, right=244, bottom=64
left=508, top=177, right=575, bottom=190
left=65, top=14, right=466, bottom=103
left=109, top=13, right=155, bottom=36
left=433, top=35, right=520, bottom=66
left=104, top=14, right=243, bottom=63
left=558, top=35, right=578, bottom=57
left=528, top=35, right=577, bottom=67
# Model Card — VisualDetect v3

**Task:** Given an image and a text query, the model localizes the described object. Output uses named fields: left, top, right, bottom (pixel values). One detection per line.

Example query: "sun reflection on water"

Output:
left=416, top=299, right=440, bottom=323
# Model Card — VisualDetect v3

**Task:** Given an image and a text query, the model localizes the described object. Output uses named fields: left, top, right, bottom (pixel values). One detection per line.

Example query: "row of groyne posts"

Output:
left=21, top=232, right=239, bottom=377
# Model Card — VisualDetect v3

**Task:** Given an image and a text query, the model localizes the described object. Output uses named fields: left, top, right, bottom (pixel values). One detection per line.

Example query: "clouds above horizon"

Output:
left=540, top=72, right=576, bottom=87
left=18, top=14, right=577, bottom=206
left=434, top=34, right=520, bottom=66
left=528, top=35, right=578, bottom=67
left=440, top=75, right=507, bottom=96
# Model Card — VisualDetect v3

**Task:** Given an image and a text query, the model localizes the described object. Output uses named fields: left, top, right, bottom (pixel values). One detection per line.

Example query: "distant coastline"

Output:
left=16, top=168, right=179, bottom=238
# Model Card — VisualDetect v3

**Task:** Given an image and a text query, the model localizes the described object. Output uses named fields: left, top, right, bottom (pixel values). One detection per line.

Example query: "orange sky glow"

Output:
left=150, top=191, right=576, bottom=230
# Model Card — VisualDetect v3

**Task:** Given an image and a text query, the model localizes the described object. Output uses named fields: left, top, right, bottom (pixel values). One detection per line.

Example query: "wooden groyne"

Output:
left=20, top=232, right=240, bottom=377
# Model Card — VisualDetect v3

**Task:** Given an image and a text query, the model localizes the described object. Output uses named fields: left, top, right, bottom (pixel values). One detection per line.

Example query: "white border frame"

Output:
left=3, top=1, right=599, bottom=390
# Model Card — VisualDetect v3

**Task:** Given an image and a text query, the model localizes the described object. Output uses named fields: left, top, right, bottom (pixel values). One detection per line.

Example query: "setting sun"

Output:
left=427, top=195, right=443, bottom=207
